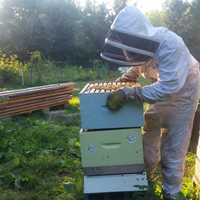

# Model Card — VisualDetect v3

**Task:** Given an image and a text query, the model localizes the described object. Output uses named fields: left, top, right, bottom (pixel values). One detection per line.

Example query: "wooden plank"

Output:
left=8, top=87, right=74, bottom=100
left=0, top=98, right=70, bottom=118
left=0, top=90, right=73, bottom=109
left=0, top=82, right=75, bottom=118
left=0, top=94, right=71, bottom=111
left=0, top=82, right=75, bottom=97
left=0, top=95, right=71, bottom=115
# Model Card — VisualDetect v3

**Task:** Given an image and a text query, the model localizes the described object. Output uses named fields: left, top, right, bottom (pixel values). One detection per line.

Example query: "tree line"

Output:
left=0, top=0, right=199, bottom=67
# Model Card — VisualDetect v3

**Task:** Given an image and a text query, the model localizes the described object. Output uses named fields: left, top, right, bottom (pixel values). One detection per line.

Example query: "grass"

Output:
left=0, top=113, right=83, bottom=200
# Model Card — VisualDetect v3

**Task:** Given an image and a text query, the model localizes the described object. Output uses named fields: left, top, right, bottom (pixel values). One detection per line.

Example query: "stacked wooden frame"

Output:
left=0, top=83, right=75, bottom=118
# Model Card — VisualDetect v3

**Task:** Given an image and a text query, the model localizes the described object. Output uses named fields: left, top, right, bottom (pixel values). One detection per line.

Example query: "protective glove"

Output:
left=116, top=75, right=136, bottom=82
left=106, top=89, right=127, bottom=111
left=106, top=87, right=145, bottom=111
left=116, top=67, right=141, bottom=82
left=122, top=87, right=144, bottom=102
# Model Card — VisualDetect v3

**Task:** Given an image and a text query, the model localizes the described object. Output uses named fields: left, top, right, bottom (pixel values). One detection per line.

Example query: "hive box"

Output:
left=80, top=85, right=144, bottom=130
left=80, top=128, right=145, bottom=175
left=84, top=173, right=148, bottom=194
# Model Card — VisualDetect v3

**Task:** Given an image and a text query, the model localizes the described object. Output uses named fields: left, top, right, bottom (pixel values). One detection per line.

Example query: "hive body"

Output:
left=80, top=128, right=144, bottom=175
left=79, top=82, right=148, bottom=196
left=84, top=174, right=148, bottom=194
left=80, top=82, right=144, bottom=129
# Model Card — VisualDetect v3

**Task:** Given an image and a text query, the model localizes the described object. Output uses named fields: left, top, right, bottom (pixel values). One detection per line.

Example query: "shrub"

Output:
left=0, top=51, right=27, bottom=85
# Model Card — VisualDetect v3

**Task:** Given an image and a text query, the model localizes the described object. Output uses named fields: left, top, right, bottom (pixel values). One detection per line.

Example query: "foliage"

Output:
left=164, top=0, right=200, bottom=60
left=69, top=97, right=80, bottom=108
left=0, top=51, right=120, bottom=88
left=0, top=0, right=199, bottom=65
left=16, top=61, right=119, bottom=88
left=0, top=51, right=27, bottom=84
left=147, top=11, right=167, bottom=26
left=0, top=52, right=26, bottom=73
left=0, top=0, right=114, bottom=65
left=66, top=96, right=80, bottom=114
left=113, top=0, right=127, bottom=15
left=0, top=114, right=83, bottom=200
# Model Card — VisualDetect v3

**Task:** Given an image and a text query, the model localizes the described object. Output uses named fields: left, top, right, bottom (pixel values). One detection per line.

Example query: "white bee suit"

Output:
left=111, top=5, right=200, bottom=195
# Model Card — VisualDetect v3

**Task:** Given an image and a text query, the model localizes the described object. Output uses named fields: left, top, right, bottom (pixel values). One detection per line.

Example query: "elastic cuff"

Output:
left=122, top=87, right=134, bottom=96
left=140, top=89, right=156, bottom=104
left=122, top=87, right=144, bottom=102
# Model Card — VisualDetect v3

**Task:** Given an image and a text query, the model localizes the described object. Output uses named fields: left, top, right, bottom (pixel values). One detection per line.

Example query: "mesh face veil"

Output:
left=101, top=30, right=159, bottom=66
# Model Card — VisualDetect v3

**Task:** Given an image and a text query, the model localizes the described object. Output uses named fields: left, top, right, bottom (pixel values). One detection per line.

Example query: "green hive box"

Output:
left=80, top=128, right=145, bottom=175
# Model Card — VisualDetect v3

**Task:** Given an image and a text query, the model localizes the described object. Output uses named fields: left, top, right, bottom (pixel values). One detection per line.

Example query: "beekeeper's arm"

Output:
left=124, top=39, right=190, bottom=103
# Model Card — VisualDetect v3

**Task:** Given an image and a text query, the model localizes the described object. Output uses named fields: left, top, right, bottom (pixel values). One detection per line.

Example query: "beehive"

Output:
left=80, top=81, right=144, bottom=130
left=80, top=128, right=145, bottom=176
left=79, top=82, right=147, bottom=195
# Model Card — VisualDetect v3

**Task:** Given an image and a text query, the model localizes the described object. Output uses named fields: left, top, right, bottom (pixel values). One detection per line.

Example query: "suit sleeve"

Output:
left=141, top=38, right=191, bottom=103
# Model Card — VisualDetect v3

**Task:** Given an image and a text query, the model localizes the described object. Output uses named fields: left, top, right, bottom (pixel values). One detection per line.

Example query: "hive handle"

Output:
left=101, top=143, right=121, bottom=149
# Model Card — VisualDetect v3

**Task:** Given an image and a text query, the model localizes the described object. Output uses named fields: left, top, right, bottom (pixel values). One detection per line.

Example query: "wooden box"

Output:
left=80, top=128, right=144, bottom=175
left=84, top=173, right=148, bottom=194
left=80, top=82, right=144, bottom=130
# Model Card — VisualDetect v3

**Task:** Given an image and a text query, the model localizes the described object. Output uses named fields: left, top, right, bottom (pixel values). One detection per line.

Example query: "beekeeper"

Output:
left=101, top=5, right=200, bottom=200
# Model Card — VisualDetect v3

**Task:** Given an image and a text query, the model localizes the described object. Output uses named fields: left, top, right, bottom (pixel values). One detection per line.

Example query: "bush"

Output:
left=0, top=50, right=120, bottom=88
left=0, top=51, right=27, bottom=86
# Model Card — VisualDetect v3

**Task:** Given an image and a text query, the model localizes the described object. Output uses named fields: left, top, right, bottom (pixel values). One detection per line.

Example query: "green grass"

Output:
left=0, top=113, right=83, bottom=200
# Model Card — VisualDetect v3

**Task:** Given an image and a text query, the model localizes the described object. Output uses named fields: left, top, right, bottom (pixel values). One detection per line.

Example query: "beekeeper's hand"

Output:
left=106, top=89, right=127, bottom=111
left=106, top=87, right=144, bottom=111
left=122, top=87, right=145, bottom=102
left=116, top=67, right=141, bottom=83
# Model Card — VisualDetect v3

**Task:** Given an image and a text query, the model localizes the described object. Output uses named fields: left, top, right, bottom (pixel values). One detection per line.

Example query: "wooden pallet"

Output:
left=0, top=82, right=75, bottom=118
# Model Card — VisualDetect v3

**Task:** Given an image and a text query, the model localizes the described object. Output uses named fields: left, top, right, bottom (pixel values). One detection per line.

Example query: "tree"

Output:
left=188, top=0, right=200, bottom=60
left=113, top=0, right=127, bottom=14
left=164, top=0, right=200, bottom=61
left=76, top=1, right=111, bottom=65
left=0, top=0, right=82, bottom=62
left=0, top=0, right=114, bottom=65
left=147, top=10, right=167, bottom=27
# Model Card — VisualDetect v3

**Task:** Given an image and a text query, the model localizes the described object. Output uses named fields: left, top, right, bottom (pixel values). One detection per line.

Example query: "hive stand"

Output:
left=84, top=192, right=133, bottom=200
